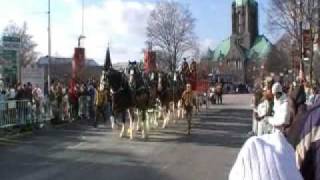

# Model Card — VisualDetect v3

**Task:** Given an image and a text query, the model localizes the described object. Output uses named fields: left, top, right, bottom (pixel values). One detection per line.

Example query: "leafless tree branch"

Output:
left=146, top=1, right=198, bottom=72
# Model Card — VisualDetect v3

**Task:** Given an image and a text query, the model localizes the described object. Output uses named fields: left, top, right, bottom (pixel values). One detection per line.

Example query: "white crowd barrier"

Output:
left=0, top=99, right=53, bottom=128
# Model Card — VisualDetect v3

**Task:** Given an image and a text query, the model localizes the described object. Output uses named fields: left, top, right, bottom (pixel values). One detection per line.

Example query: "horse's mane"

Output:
left=107, top=68, right=129, bottom=91
left=128, top=63, right=148, bottom=90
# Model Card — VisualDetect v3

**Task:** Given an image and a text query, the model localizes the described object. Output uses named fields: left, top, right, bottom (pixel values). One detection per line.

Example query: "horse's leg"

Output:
left=162, top=106, right=167, bottom=128
left=135, top=109, right=140, bottom=131
left=107, top=103, right=115, bottom=129
left=162, top=105, right=169, bottom=129
left=153, top=108, right=158, bottom=128
left=127, top=109, right=134, bottom=140
left=142, top=110, right=148, bottom=139
left=147, top=109, right=153, bottom=129
left=178, top=100, right=184, bottom=120
left=172, top=102, right=176, bottom=124
left=146, top=110, right=150, bottom=132
left=110, top=115, right=115, bottom=129
left=151, top=107, right=158, bottom=128
left=157, top=106, right=161, bottom=119
left=120, top=111, right=126, bottom=138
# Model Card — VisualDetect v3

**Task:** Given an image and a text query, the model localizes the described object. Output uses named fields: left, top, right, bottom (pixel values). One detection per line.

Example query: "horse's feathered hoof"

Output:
left=142, top=132, right=148, bottom=140
left=128, top=128, right=134, bottom=140
left=120, top=132, right=124, bottom=138
left=120, top=126, right=125, bottom=138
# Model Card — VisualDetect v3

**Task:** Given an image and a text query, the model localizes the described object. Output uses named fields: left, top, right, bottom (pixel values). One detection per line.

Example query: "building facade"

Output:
left=210, top=0, right=273, bottom=85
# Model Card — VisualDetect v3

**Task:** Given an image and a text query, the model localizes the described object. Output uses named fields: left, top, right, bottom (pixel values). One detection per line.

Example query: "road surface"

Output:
left=0, top=94, right=252, bottom=180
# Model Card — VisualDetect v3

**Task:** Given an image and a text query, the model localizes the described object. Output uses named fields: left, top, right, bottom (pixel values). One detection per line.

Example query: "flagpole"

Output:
left=81, top=0, right=84, bottom=36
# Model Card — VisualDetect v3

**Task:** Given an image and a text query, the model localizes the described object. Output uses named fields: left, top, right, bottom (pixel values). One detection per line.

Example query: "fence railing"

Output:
left=0, top=99, right=53, bottom=128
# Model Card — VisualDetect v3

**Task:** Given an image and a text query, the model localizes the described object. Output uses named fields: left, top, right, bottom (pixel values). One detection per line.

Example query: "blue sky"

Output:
left=0, top=0, right=275, bottom=64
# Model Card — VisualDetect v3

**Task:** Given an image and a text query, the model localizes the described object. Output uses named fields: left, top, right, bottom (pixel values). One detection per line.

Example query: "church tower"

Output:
left=232, top=0, right=259, bottom=49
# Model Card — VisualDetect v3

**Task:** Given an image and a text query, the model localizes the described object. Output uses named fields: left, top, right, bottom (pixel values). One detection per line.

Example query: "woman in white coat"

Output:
left=229, top=83, right=302, bottom=180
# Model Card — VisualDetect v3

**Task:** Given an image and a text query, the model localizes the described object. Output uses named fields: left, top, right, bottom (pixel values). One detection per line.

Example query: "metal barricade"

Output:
left=0, top=99, right=52, bottom=128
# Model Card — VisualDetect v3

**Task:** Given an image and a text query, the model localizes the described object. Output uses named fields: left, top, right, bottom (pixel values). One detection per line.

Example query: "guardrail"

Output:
left=0, top=99, right=53, bottom=128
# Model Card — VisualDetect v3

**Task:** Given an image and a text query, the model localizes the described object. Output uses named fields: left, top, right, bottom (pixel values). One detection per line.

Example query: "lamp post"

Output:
left=288, top=69, right=293, bottom=83
left=298, top=0, right=305, bottom=82
left=261, top=65, right=265, bottom=82
left=47, top=0, right=51, bottom=95
left=78, top=35, right=86, bottom=47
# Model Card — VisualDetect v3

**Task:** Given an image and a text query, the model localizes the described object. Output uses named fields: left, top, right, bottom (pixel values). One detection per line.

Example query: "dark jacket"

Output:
left=285, top=85, right=307, bottom=148
left=15, top=88, right=25, bottom=100
left=296, top=98, right=320, bottom=180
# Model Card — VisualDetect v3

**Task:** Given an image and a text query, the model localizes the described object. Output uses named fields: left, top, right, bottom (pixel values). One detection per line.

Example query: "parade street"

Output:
left=0, top=94, right=252, bottom=180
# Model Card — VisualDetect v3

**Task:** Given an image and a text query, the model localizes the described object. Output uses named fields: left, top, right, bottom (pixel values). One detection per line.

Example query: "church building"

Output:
left=210, top=0, right=275, bottom=85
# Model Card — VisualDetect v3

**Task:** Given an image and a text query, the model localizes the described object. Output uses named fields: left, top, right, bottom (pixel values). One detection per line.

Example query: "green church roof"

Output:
left=211, top=35, right=272, bottom=62
left=235, top=0, right=256, bottom=7
left=248, top=35, right=272, bottom=60
left=212, top=38, right=230, bottom=61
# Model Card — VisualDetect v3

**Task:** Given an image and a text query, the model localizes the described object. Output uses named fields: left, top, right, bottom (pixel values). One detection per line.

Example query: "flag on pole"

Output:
left=72, top=47, right=85, bottom=79
left=144, top=50, right=156, bottom=73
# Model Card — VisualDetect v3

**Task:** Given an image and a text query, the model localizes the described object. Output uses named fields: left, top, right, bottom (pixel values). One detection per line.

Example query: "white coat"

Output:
left=229, top=132, right=303, bottom=180
left=268, top=94, right=289, bottom=127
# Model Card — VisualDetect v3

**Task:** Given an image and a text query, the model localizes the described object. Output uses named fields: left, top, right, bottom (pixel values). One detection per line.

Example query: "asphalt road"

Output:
left=0, top=94, right=252, bottom=180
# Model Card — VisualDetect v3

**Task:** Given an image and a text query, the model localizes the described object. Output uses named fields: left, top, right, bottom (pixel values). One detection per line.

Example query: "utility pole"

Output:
left=299, top=0, right=304, bottom=82
left=78, top=0, right=85, bottom=47
left=48, top=0, right=52, bottom=94
left=82, top=0, right=84, bottom=36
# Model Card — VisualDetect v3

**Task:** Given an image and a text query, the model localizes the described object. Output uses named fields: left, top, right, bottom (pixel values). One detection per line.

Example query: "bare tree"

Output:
left=146, top=1, right=197, bottom=72
left=268, top=0, right=319, bottom=81
left=2, top=22, right=38, bottom=66
left=268, top=0, right=317, bottom=43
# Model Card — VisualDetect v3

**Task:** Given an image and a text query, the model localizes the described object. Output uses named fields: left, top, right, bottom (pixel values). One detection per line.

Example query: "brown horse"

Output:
left=157, top=71, right=185, bottom=128
left=127, top=62, right=150, bottom=139
left=104, top=68, right=135, bottom=139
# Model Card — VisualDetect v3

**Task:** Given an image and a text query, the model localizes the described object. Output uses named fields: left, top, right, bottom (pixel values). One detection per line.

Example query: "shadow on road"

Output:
left=0, top=141, right=172, bottom=180
left=147, top=108, right=251, bottom=148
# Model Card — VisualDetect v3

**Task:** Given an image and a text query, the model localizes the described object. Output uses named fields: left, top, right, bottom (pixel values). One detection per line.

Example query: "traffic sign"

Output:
left=2, top=36, right=20, bottom=50
left=0, top=48, right=18, bottom=85
left=2, top=36, right=20, bottom=42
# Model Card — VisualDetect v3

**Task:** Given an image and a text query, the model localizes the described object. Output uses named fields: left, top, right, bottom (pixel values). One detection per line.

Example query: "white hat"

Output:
left=272, top=82, right=282, bottom=94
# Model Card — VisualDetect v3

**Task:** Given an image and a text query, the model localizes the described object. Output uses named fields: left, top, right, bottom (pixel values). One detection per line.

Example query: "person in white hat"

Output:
left=268, top=82, right=290, bottom=131
left=229, top=82, right=302, bottom=180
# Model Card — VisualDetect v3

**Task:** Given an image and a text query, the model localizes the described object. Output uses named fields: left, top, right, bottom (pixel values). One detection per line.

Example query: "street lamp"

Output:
left=47, top=0, right=51, bottom=95
left=78, top=35, right=86, bottom=47
left=260, top=65, right=265, bottom=81
left=297, top=0, right=305, bottom=82
left=288, top=69, right=293, bottom=82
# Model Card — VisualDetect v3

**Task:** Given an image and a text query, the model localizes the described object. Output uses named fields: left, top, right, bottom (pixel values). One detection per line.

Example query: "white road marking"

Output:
left=67, top=142, right=84, bottom=149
